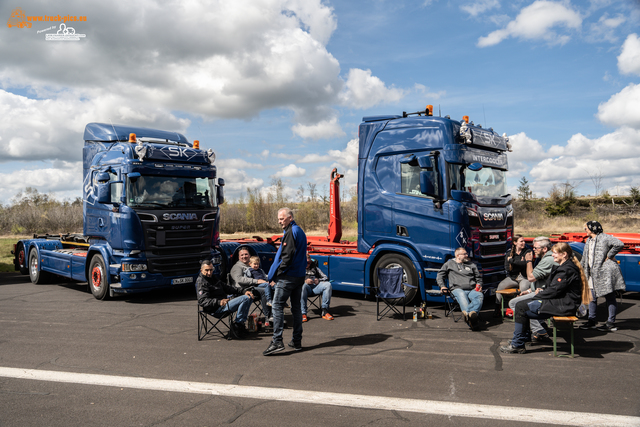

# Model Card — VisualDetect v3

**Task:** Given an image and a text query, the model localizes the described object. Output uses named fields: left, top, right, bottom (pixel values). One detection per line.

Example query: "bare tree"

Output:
left=586, top=168, right=604, bottom=196
left=307, top=182, right=317, bottom=202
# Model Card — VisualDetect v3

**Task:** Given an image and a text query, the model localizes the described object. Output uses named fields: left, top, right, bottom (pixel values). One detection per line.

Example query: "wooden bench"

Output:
left=495, top=288, right=519, bottom=321
left=550, top=316, right=579, bottom=358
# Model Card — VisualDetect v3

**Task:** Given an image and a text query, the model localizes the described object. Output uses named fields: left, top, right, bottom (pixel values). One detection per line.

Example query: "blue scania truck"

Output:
left=13, top=123, right=224, bottom=299
left=221, top=106, right=514, bottom=302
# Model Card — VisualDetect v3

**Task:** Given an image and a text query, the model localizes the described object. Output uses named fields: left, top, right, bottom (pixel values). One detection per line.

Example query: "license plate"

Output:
left=172, top=276, right=193, bottom=285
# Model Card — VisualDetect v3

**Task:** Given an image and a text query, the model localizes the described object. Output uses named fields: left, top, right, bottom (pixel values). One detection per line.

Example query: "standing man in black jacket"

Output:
left=196, top=260, right=253, bottom=338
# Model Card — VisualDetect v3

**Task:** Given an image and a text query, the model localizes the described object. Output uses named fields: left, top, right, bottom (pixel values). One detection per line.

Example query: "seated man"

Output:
left=301, top=253, right=333, bottom=321
left=436, top=247, right=484, bottom=330
left=229, top=247, right=272, bottom=320
left=196, top=259, right=253, bottom=338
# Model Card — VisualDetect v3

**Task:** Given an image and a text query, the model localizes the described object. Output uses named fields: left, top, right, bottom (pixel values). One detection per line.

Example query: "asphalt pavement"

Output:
left=1, top=272, right=639, bottom=427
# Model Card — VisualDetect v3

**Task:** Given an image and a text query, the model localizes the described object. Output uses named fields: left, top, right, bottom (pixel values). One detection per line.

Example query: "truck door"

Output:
left=85, top=169, right=122, bottom=249
left=394, top=153, right=451, bottom=263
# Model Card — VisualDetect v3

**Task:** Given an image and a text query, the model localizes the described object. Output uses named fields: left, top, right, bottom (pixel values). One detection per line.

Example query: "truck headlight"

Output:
left=122, top=263, right=147, bottom=272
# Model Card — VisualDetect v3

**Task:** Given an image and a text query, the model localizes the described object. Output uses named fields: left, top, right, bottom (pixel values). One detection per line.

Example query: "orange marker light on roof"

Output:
left=463, top=116, right=469, bottom=124
left=426, top=105, right=433, bottom=116
left=129, top=133, right=137, bottom=143
left=193, top=140, right=200, bottom=149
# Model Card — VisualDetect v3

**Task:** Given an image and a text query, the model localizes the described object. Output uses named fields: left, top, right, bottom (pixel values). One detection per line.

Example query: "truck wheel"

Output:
left=28, top=248, right=50, bottom=284
left=372, top=254, right=419, bottom=304
left=89, top=255, right=110, bottom=300
left=17, top=243, right=28, bottom=275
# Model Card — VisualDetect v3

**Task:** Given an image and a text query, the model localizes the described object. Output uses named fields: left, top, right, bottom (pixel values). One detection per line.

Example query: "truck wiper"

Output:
left=133, top=202, right=168, bottom=208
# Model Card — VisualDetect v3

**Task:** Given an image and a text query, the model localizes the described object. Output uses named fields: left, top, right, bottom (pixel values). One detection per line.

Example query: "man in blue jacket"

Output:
left=263, top=207, right=307, bottom=355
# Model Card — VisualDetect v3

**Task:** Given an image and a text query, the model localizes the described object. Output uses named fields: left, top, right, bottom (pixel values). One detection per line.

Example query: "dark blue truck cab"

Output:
left=14, top=123, right=224, bottom=299
left=222, top=107, right=514, bottom=303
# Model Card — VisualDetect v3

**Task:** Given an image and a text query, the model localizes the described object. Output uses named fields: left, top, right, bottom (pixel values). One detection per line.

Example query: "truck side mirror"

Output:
left=96, top=181, right=123, bottom=205
left=217, top=178, right=225, bottom=206
left=420, top=170, right=438, bottom=199
left=96, top=172, right=110, bottom=183
left=96, top=182, right=111, bottom=204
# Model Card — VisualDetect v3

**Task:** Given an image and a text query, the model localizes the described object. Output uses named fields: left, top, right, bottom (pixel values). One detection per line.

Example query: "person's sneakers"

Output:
left=263, top=341, right=285, bottom=356
left=579, top=319, right=598, bottom=330
left=532, top=332, right=552, bottom=343
left=287, top=340, right=302, bottom=351
left=302, top=314, right=308, bottom=322
left=461, top=311, right=469, bottom=323
left=596, top=321, right=618, bottom=332
left=499, top=344, right=526, bottom=354
left=266, top=301, right=272, bottom=307
left=322, top=312, right=334, bottom=320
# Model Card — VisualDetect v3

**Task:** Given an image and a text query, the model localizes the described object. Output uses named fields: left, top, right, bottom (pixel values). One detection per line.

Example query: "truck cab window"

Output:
left=401, top=163, right=423, bottom=196
left=448, top=164, right=507, bottom=198
left=127, top=175, right=216, bottom=208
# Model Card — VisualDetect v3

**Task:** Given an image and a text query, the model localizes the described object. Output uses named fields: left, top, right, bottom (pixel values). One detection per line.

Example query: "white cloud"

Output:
left=218, top=158, right=265, bottom=170
left=460, top=0, right=500, bottom=17
left=618, top=33, right=640, bottom=76
left=477, top=0, right=582, bottom=47
left=328, top=138, right=359, bottom=170
left=217, top=166, right=264, bottom=193
left=0, top=162, right=83, bottom=204
left=586, top=13, right=625, bottom=43
left=297, top=138, right=358, bottom=170
left=292, top=116, right=345, bottom=140
left=298, top=153, right=334, bottom=163
left=513, top=127, right=640, bottom=196
left=339, top=68, right=406, bottom=109
left=0, top=90, right=189, bottom=162
left=596, top=83, right=640, bottom=129
left=272, top=164, right=306, bottom=178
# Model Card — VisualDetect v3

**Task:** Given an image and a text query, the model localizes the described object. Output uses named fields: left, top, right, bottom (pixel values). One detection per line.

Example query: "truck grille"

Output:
left=480, top=243, right=507, bottom=256
left=141, top=219, right=214, bottom=277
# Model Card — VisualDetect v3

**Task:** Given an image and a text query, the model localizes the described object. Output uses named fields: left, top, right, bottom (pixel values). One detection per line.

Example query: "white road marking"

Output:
left=1, top=366, right=638, bottom=427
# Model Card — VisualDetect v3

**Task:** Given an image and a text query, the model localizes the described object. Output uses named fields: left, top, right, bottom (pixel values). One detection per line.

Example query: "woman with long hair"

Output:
left=579, top=221, right=626, bottom=332
left=500, top=242, right=590, bottom=354
left=494, top=235, right=532, bottom=317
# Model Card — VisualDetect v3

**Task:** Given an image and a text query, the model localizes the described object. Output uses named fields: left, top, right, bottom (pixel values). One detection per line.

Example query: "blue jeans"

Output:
left=301, top=281, right=332, bottom=314
left=451, top=288, right=483, bottom=313
left=511, top=299, right=552, bottom=348
left=257, top=282, right=273, bottom=301
left=214, top=294, right=252, bottom=324
left=588, top=289, right=617, bottom=323
left=509, top=292, right=547, bottom=334
left=272, top=275, right=304, bottom=345
left=253, top=285, right=272, bottom=319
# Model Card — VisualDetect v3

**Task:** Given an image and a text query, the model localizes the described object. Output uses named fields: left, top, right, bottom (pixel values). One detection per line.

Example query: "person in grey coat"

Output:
left=579, top=221, right=626, bottom=332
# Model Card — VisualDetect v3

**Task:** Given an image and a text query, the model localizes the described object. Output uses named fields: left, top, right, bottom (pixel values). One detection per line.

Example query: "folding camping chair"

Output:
left=374, top=267, right=417, bottom=321
left=197, top=305, right=236, bottom=340
left=442, top=286, right=462, bottom=322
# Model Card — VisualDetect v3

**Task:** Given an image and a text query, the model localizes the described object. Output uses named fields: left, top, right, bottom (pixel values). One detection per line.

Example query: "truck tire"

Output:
left=17, top=243, right=28, bottom=275
left=372, top=254, right=419, bottom=304
left=28, top=248, right=50, bottom=284
left=89, top=254, right=110, bottom=300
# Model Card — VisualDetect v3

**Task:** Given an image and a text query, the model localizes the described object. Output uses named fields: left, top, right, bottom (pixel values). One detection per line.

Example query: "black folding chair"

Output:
left=375, top=267, right=417, bottom=321
left=442, top=287, right=462, bottom=322
left=197, top=305, right=235, bottom=340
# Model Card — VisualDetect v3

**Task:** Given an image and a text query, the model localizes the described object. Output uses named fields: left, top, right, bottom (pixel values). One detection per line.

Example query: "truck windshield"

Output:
left=127, top=175, right=216, bottom=208
left=448, top=164, right=507, bottom=198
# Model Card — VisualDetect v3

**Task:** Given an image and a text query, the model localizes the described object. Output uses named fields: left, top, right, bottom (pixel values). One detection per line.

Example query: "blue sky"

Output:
left=1, top=0, right=640, bottom=205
